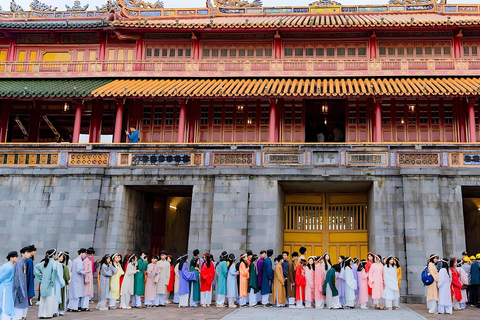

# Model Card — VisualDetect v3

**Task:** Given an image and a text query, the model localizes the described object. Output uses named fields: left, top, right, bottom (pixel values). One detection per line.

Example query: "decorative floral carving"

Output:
left=398, top=153, right=439, bottom=167
left=212, top=152, right=254, bottom=166
left=65, top=0, right=89, bottom=11
left=0, top=153, right=58, bottom=166
left=10, top=0, right=24, bottom=12
left=30, top=0, right=57, bottom=11
left=131, top=153, right=191, bottom=165
left=123, top=0, right=164, bottom=9
left=214, top=0, right=262, bottom=8
left=96, top=0, right=119, bottom=11
left=450, top=153, right=460, bottom=166
left=388, top=0, right=435, bottom=4
left=309, top=0, right=342, bottom=6
left=68, top=153, right=109, bottom=166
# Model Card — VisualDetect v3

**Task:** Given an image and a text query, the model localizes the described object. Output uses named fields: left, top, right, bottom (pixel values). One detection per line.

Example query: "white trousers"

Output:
left=201, top=291, right=212, bottom=305
left=296, top=289, right=304, bottom=308
left=67, top=298, right=79, bottom=310
left=346, top=299, right=355, bottom=307
left=249, top=289, right=257, bottom=305
left=97, top=299, right=108, bottom=309
left=173, top=293, right=179, bottom=303
left=256, top=292, right=262, bottom=303
left=427, top=300, right=438, bottom=314
left=80, top=295, right=90, bottom=309
left=38, top=288, right=56, bottom=318
left=360, top=302, right=367, bottom=309
left=120, top=293, right=131, bottom=308
left=178, top=294, right=189, bottom=307
left=155, top=294, right=165, bottom=306
left=305, top=300, right=312, bottom=308
left=315, top=299, right=325, bottom=309
left=385, top=298, right=399, bottom=308
left=288, top=297, right=295, bottom=306
left=108, top=299, right=117, bottom=307
left=217, top=294, right=226, bottom=306
left=132, top=295, right=142, bottom=307
left=228, top=297, right=236, bottom=308
left=438, top=304, right=453, bottom=314
left=239, top=296, right=247, bottom=306
left=276, top=294, right=284, bottom=307
left=261, top=294, right=269, bottom=305
left=14, top=308, right=28, bottom=320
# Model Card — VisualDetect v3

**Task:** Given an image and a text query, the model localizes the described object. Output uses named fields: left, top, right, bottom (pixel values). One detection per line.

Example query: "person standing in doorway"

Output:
left=125, top=126, right=139, bottom=143
left=155, top=251, right=170, bottom=307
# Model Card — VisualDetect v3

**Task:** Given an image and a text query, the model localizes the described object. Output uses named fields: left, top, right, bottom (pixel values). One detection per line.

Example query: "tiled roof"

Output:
left=91, top=77, right=480, bottom=98
left=112, top=13, right=480, bottom=29
left=0, top=20, right=110, bottom=29
left=0, top=79, right=113, bottom=98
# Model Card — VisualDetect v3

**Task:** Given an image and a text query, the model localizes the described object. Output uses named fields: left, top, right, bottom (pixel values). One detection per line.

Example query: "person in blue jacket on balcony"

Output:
left=125, top=126, right=139, bottom=143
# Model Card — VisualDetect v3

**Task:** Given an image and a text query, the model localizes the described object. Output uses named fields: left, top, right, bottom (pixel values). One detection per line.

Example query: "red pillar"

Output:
left=89, top=101, right=102, bottom=143
left=269, top=99, right=277, bottom=142
left=188, top=100, right=196, bottom=143
left=72, top=101, right=82, bottom=143
left=274, top=32, right=281, bottom=59
left=369, top=32, right=377, bottom=59
left=177, top=100, right=186, bottom=143
left=454, top=32, right=462, bottom=59
left=99, top=38, right=106, bottom=61
left=192, top=34, right=200, bottom=60
left=374, top=99, right=382, bottom=142
left=114, top=100, right=124, bottom=143
left=0, top=101, right=10, bottom=143
left=468, top=98, right=477, bottom=143
left=458, top=99, right=466, bottom=143
left=7, top=39, right=16, bottom=61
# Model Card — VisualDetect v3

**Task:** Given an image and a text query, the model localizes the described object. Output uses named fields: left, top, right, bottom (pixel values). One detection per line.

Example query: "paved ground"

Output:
left=25, top=303, right=480, bottom=319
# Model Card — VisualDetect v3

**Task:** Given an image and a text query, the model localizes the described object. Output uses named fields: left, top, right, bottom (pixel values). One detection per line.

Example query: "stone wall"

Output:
left=0, top=165, right=477, bottom=302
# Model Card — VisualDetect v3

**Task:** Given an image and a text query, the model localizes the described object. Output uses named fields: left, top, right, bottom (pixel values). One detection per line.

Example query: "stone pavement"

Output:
left=408, top=304, right=480, bottom=320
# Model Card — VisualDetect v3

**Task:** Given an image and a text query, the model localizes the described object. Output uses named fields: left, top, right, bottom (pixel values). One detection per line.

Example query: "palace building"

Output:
left=1, top=0, right=480, bottom=302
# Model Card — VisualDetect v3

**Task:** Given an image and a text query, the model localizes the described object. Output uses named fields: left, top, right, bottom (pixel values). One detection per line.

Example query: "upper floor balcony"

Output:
left=1, top=58, right=480, bottom=78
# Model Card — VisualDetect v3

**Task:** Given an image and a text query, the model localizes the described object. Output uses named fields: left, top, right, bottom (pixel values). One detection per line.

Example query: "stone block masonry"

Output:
left=0, top=165, right=476, bottom=302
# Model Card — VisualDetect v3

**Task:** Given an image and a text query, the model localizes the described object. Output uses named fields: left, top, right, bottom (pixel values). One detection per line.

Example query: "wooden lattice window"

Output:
left=284, top=205, right=323, bottom=231
left=284, top=42, right=368, bottom=59
left=378, top=41, right=452, bottom=58
left=145, top=43, right=192, bottom=60
left=328, top=205, right=367, bottom=231
left=202, top=43, right=272, bottom=59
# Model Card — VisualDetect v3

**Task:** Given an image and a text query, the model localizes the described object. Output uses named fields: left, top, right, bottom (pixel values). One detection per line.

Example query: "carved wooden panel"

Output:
left=131, top=154, right=191, bottom=165
left=212, top=152, right=254, bottom=166
left=263, top=152, right=304, bottom=165
left=346, top=152, right=388, bottom=166
left=397, top=153, right=440, bottom=167
left=0, top=153, right=59, bottom=166
left=68, top=153, right=109, bottom=166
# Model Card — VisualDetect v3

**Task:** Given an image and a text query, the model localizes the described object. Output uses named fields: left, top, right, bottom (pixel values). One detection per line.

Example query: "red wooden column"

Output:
left=274, top=31, right=281, bottom=59
left=269, top=98, right=277, bottom=142
left=468, top=98, right=477, bottom=143
left=99, top=38, right=106, bottom=61
left=374, top=99, right=382, bottom=142
left=7, top=39, right=16, bottom=61
left=188, top=100, right=196, bottom=143
left=369, top=32, right=377, bottom=59
left=458, top=98, right=466, bottom=143
left=28, top=102, right=41, bottom=142
left=177, top=100, right=186, bottom=143
left=454, top=31, right=462, bottom=59
left=0, top=101, right=10, bottom=143
left=114, top=99, right=124, bottom=143
left=89, top=101, right=103, bottom=143
left=192, top=33, right=200, bottom=60
left=72, top=101, right=83, bottom=143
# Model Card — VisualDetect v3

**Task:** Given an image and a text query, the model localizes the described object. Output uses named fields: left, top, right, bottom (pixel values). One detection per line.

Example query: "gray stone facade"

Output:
left=0, top=163, right=475, bottom=302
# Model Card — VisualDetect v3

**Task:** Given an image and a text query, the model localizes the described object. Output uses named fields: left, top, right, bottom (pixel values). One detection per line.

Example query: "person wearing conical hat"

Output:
left=426, top=254, right=439, bottom=313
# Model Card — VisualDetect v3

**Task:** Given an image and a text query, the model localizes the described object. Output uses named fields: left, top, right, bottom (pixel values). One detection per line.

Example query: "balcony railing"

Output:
left=0, top=58, right=477, bottom=78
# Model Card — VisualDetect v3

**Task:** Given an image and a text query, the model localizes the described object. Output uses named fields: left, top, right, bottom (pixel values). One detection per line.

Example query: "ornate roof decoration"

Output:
left=30, top=0, right=57, bottom=11
left=388, top=0, right=441, bottom=4
left=65, top=0, right=89, bottom=11
left=10, top=0, right=24, bottom=12
left=214, top=0, right=262, bottom=7
left=309, top=0, right=342, bottom=6
left=96, top=0, right=120, bottom=11
left=123, top=0, right=164, bottom=9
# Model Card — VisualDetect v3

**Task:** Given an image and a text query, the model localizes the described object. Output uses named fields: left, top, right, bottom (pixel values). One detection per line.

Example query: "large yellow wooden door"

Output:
left=283, top=193, right=368, bottom=260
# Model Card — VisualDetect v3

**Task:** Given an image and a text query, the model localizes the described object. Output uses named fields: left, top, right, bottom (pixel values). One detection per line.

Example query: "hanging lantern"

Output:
left=408, top=104, right=415, bottom=114
left=321, top=101, right=329, bottom=115
left=63, top=102, right=70, bottom=112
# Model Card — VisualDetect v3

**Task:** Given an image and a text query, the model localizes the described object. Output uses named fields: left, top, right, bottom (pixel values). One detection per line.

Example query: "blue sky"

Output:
left=1, top=0, right=480, bottom=11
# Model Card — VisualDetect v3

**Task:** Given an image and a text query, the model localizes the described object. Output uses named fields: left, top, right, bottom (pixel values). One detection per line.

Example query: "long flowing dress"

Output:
left=0, top=261, right=15, bottom=319
left=286, top=260, right=296, bottom=301
left=35, top=260, right=65, bottom=318
left=304, top=266, right=315, bottom=306
left=82, top=258, right=93, bottom=303
left=345, top=266, right=357, bottom=307
left=295, top=264, right=306, bottom=303
left=178, top=262, right=197, bottom=307
left=238, top=262, right=249, bottom=299
left=271, top=262, right=286, bottom=306
left=133, top=258, right=148, bottom=297
left=314, top=264, right=325, bottom=308
left=248, top=262, right=259, bottom=304
left=438, top=268, right=452, bottom=314
left=426, top=262, right=439, bottom=313
left=352, top=263, right=359, bottom=296
left=12, top=257, right=28, bottom=317
left=25, top=258, right=35, bottom=300
left=216, top=261, right=228, bottom=296
left=457, top=266, right=468, bottom=307
left=109, top=262, right=124, bottom=301
left=97, top=263, right=117, bottom=308
left=449, top=267, right=462, bottom=310
left=257, top=258, right=264, bottom=293
left=167, top=265, right=175, bottom=293
left=190, top=266, right=200, bottom=303
left=365, top=260, right=373, bottom=296
left=68, top=257, right=87, bottom=309
left=382, top=266, right=399, bottom=308
left=336, top=266, right=346, bottom=306
left=357, top=268, right=368, bottom=307
left=156, top=260, right=170, bottom=297
left=322, top=267, right=341, bottom=309
left=200, top=262, right=215, bottom=305
left=145, top=263, right=160, bottom=304
left=120, top=263, right=136, bottom=308
left=226, top=263, right=237, bottom=299
left=397, top=266, right=402, bottom=291
left=368, top=262, right=384, bottom=302
left=59, top=264, right=71, bottom=313
left=260, top=257, right=274, bottom=296
left=174, top=263, right=180, bottom=299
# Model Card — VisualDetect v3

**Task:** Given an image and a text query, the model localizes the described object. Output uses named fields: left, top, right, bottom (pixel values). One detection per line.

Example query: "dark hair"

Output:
left=151, top=255, right=159, bottom=261
left=99, top=254, right=110, bottom=271
left=385, top=256, right=394, bottom=267
left=339, top=255, right=345, bottom=268
left=179, top=255, right=188, bottom=267
left=333, top=263, right=341, bottom=273
left=394, top=257, right=401, bottom=268
left=357, top=259, right=367, bottom=272
left=344, top=257, right=352, bottom=269
left=205, top=254, right=212, bottom=269
left=449, top=258, right=457, bottom=269
left=275, top=254, right=283, bottom=263
left=219, top=251, right=228, bottom=262
left=228, top=253, right=236, bottom=265
left=428, top=254, right=438, bottom=264
left=292, top=252, right=299, bottom=258
left=282, top=251, right=289, bottom=256
left=44, top=249, right=56, bottom=268
left=129, top=125, right=136, bottom=129
left=299, top=247, right=307, bottom=255
left=260, top=250, right=266, bottom=255
left=367, top=252, right=374, bottom=260
left=267, top=250, right=273, bottom=257
left=441, top=259, right=450, bottom=275
left=190, top=257, right=199, bottom=269
left=323, top=253, right=332, bottom=271
left=193, top=249, right=200, bottom=256
left=307, top=257, right=315, bottom=270
left=376, top=255, right=383, bottom=263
